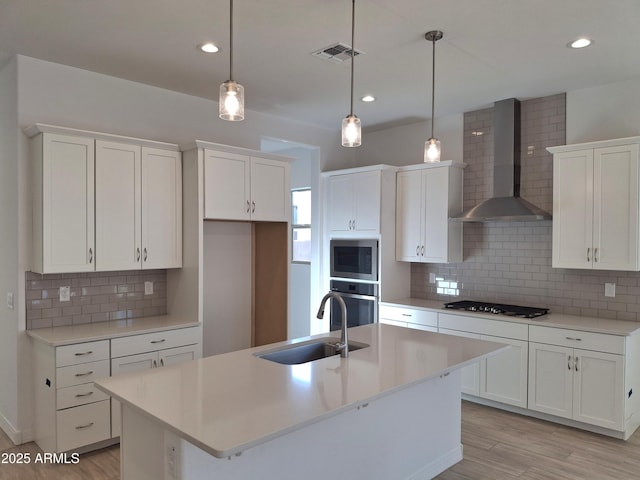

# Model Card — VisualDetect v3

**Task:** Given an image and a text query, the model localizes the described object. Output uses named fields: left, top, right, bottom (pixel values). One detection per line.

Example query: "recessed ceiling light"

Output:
left=361, top=95, right=375, bottom=102
left=199, top=43, right=220, bottom=53
left=569, top=37, right=592, bottom=49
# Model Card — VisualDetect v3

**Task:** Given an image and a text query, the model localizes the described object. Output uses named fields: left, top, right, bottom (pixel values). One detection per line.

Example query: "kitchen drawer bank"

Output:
left=29, top=316, right=202, bottom=453
left=381, top=299, right=640, bottom=439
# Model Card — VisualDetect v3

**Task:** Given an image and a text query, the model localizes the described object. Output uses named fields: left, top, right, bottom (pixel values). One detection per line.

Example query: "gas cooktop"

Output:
left=444, top=300, right=549, bottom=319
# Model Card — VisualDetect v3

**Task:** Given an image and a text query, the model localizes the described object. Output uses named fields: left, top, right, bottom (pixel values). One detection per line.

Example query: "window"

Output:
left=291, top=189, right=311, bottom=263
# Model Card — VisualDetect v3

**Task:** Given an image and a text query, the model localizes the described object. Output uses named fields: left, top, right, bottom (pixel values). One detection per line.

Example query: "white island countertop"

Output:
left=95, top=323, right=506, bottom=459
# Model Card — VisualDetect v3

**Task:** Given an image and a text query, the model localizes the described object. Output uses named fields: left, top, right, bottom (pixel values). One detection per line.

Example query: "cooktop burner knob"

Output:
left=490, top=307, right=503, bottom=314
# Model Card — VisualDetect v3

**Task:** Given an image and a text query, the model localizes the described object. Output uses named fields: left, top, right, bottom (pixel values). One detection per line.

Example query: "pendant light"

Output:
left=424, top=30, right=443, bottom=162
left=219, top=0, right=244, bottom=121
left=341, top=0, right=361, bottom=147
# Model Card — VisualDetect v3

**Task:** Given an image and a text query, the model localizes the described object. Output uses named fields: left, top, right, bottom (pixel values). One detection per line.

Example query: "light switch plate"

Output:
left=6, top=292, right=14, bottom=310
left=605, top=283, right=616, bottom=297
left=59, top=286, right=71, bottom=302
left=145, top=281, right=154, bottom=295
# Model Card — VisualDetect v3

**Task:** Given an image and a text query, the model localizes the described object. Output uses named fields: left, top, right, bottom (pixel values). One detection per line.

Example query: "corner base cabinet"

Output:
left=548, top=137, right=640, bottom=271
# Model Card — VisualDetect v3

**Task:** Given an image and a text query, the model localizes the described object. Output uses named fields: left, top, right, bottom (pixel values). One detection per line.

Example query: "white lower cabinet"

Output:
left=378, top=304, right=438, bottom=332
left=528, top=325, right=625, bottom=431
left=32, top=326, right=202, bottom=452
left=33, top=339, right=112, bottom=453
left=110, top=329, right=201, bottom=437
left=438, top=313, right=528, bottom=408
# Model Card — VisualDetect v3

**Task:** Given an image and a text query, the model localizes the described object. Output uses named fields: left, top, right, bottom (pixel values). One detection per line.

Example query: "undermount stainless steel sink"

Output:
left=254, top=338, right=369, bottom=365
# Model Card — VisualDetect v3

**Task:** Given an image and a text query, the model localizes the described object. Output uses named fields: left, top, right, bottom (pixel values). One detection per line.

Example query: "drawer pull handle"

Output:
left=565, top=337, right=582, bottom=341
left=150, top=339, right=166, bottom=344
left=136, top=247, right=141, bottom=262
left=75, top=371, right=94, bottom=377
left=594, top=248, right=598, bottom=263
left=75, top=391, right=94, bottom=398
left=568, top=355, right=572, bottom=370
left=401, top=314, right=412, bottom=317
left=575, top=357, right=579, bottom=371
left=74, top=351, right=93, bottom=356
left=587, top=247, right=590, bottom=262
left=160, top=358, right=165, bottom=367
left=153, top=360, right=158, bottom=368
left=75, top=422, right=94, bottom=430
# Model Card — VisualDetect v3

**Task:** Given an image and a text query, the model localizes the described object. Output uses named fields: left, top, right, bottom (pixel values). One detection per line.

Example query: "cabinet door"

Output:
left=352, top=171, right=380, bottom=233
left=250, top=157, right=290, bottom=222
left=438, top=328, right=480, bottom=396
left=552, top=150, right=594, bottom=269
left=141, top=147, right=182, bottom=269
left=593, top=144, right=639, bottom=271
left=528, top=342, right=573, bottom=419
left=572, top=349, right=624, bottom=430
left=396, top=170, right=423, bottom=262
left=158, top=344, right=201, bottom=367
left=480, top=336, right=528, bottom=408
left=204, top=150, right=251, bottom=220
left=95, top=141, right=141, bottom=271
left=422, top=167, right=450, bottom=263
left=40, top=134, right=95, bottom=273
left=327, top=175, right=354, bottom=233
left=111, top=351, right=158, bottom=438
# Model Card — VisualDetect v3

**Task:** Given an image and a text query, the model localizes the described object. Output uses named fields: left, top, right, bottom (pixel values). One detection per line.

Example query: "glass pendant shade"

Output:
left=424, top=137, right=441, bottom=163
left=342, top=115, right=361, bottom=147
left=219, top=80, right=244, bottom=121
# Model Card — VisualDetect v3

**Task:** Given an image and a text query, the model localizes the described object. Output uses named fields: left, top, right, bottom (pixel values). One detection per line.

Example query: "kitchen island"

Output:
left=95, top=324, right=506, bottom=480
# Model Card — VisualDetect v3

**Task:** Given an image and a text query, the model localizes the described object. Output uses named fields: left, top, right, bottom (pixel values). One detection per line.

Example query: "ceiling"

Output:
left=2, top=0, right=640, bottom=132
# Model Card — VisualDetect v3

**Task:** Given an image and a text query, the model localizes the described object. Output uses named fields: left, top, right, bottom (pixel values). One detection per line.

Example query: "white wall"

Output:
left=355, top=114, right=464, bottom=167
left=567, top=77, right=640, bottom=144
left=0, top=57, right=21, bottom=442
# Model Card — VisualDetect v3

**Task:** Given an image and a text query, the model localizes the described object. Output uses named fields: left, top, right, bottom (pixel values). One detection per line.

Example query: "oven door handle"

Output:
left=334, top=293, right=377, bottom=301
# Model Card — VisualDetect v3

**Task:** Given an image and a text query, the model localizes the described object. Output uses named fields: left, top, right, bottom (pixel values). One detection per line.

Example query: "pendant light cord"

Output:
left=349, top=0, right=355, bottom=116
left=430, top=34, right=435, bottom=139
left=229, top=0, right=234, bottom=81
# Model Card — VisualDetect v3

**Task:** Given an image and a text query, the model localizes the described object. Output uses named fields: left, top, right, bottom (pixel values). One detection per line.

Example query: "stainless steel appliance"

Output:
left=330, top=239, right=378, bottom=281
left=444, top=300, right=548, bottom=319
left=329, top=280, right=378, bottom=331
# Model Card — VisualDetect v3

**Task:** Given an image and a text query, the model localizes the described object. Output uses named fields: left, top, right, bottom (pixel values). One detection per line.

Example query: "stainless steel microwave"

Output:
left=330, top=239, right=378, bottom=281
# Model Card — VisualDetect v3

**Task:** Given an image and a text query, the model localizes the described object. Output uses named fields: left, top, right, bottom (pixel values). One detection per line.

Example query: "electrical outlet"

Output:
left=164, top=430, right=181, bottom=479
left=6, top=292, right=14, bottom=310
left=605, top=283, right=616, bottom=297
left=429, top=273, right=436, bottom=284
left=144, top=281, right=154, bottom=295
left=59, top=286, right=71, bottom=302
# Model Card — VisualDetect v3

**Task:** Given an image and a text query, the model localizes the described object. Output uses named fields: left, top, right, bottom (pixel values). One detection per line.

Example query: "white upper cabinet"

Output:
left=32, top=133, right=96, bottom=274
left=95, top=141, right=141, bottom=271
left=327, top=170, right=381, bottom=235
left=203, top=147, right=290, bottom=222
left=396, top=162, right=464, bottom=263
left=141, top=147, right=182, bottom=269
left=28, top=125, right=182, bottom=274
left=549, top=138, right=640, bottom=270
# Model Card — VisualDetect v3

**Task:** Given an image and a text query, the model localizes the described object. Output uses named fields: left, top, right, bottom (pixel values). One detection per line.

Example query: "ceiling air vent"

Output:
left=311, top=43, right=362, bottom=63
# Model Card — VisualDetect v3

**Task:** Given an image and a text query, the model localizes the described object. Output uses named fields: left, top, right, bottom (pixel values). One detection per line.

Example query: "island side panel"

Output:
left=120, top=370, right=463, bottom=480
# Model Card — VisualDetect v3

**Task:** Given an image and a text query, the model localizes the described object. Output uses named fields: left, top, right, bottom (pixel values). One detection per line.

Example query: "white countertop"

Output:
left=26, top=315, right=201, bottom=346
left=95, top=323, right=506, bottom=458
left=381, top=298, right=640, bottom=336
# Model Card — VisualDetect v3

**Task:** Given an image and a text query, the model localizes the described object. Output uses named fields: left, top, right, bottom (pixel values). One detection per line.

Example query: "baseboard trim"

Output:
left=407, top=444, right=463, bottom=480
left=0, top=410, right=21, bottom=445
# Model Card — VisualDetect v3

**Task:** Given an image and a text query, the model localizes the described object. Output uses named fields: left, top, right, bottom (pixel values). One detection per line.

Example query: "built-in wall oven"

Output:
left=329, top=280, right=378, bottom=331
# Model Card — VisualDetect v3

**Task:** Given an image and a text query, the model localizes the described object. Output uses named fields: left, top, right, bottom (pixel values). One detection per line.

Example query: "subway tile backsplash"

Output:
left=412, top=92, right=640, bottom=322
left=26, top=270, right=167, bottom=329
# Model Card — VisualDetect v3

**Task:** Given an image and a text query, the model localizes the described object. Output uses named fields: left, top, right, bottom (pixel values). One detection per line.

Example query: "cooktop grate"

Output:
left=444, top=300, right=549, bottom=319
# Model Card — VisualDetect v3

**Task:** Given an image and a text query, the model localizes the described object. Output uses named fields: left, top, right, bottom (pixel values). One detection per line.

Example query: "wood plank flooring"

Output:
left=1, top=400, right=639, bottom=479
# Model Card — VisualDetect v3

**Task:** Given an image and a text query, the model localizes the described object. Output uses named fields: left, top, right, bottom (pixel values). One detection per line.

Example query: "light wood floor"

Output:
left=2, top=401, right=639, bottom=479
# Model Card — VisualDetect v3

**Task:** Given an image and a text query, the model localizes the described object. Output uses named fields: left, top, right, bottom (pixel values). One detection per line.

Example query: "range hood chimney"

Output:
left=452, top=98, right=551, bottom=222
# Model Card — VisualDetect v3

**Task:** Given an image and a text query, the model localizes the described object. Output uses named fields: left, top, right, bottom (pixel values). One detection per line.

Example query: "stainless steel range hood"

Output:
left=451, top=98, right=552, bottom=222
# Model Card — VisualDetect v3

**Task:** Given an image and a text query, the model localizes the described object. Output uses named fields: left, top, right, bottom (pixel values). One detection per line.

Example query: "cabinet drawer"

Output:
left=56, top=360, right=110, bottom=388
left=379, top=305, right=437, bottom=327
left=529, top=325, right=625, bottom=354
left=111, top=326, right=200, bottom=358
left=56, top=400, right=110, bottom=452
left=56, top=340, right=109, bottom=367
left=439, top=313, right=528, bottom=341
left=57, top=383, right=110, bottom=410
